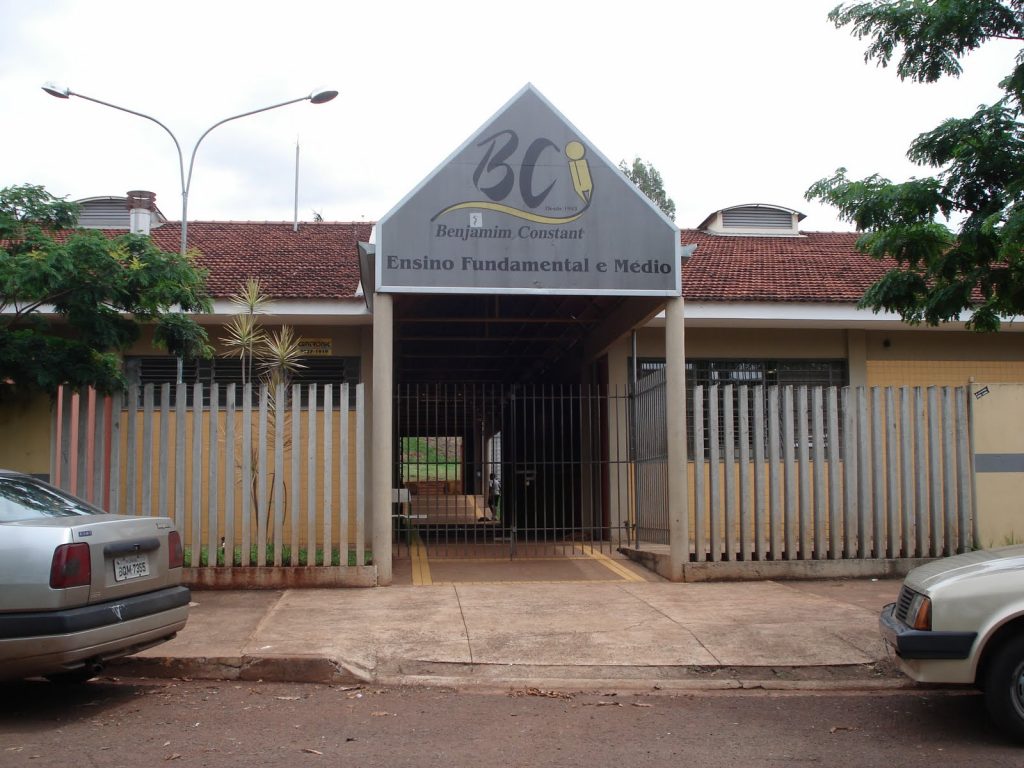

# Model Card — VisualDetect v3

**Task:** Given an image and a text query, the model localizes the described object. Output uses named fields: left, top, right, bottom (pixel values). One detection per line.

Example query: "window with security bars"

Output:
left=124, top=356, right=361, bottom=409
left=631, top=358, right=849, bottom=458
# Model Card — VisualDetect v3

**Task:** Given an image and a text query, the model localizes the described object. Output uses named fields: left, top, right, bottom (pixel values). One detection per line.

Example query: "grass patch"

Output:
left=183, top=545, right=372, bottom=567
left=402, top=462, right=461, bottom=482
left=401, top=436, right=462, bottom=482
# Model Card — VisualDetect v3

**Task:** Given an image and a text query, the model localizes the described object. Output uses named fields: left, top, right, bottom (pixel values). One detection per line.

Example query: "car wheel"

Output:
left=984, top=635, right=1024, bottom=741
left=44, top=668, right=98, bottom=685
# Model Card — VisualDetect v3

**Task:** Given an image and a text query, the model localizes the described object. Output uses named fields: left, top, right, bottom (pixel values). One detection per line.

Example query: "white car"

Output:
left=881, top=545, right=1024, bottom=740
left=0, top=470, right=189, bottom=683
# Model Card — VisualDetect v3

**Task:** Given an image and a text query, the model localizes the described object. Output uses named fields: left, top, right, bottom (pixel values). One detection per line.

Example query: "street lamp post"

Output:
left=42, top=83, right=338, bottom=256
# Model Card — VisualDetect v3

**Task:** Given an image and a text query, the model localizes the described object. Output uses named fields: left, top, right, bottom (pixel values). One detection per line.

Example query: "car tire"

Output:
left=44, top=668, right=98, bottom=685
left=984, top=635, right=1024, bottom=741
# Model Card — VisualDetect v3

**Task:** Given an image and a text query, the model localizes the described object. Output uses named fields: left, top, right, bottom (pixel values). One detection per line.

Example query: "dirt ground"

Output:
left=1, top=677, right=1021, bottom=767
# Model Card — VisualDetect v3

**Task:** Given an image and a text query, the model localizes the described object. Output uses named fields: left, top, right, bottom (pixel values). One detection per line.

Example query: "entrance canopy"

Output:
left=394, top=292, right=666, bottom=384
left=375, top=84, right=680, bottom=297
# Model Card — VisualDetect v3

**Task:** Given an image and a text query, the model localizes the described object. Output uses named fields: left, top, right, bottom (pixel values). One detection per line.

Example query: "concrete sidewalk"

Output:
left=116, top=578, right=910, bottom=692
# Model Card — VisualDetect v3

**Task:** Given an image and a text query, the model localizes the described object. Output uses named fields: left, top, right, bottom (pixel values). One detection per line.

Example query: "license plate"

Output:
left=113, top=553, right=150, bottom=582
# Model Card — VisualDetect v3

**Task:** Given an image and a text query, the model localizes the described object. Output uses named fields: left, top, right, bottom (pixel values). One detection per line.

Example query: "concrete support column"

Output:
left=665, top=295, right=689, bottom=581
left=371, top=293, right=394, bottom=585
left=847, top=329, right=868, bottom=389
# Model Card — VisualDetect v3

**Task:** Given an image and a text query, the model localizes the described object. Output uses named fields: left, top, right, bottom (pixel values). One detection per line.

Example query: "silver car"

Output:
left=881, top=546, right=1024, bottom=741
left=0, top=470, right=189, bottom=682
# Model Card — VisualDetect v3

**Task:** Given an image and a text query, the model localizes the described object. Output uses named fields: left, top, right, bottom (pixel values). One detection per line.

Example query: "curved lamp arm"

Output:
left=53, top=89, right=187, bottom=250
left=42, top=84, right=337, bottom=256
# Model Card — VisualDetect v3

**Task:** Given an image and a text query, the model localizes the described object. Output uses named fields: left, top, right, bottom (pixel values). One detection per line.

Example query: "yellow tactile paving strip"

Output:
left=410, top=533, right=433, bottom=586
left=409, top=542, right=647, bottom=586
left=587, top=550, right=647, bottom=582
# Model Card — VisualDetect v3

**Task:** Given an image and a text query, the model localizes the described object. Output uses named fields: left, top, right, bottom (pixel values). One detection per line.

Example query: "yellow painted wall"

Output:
left=865, top=330, right=1024, bottom=362
left=862, top=330, right=1024, bottom=387
left=0, top=395, right=51, bottom=475
left=971, top=384, right=1024, bottom=548
left=867, top=360, right=1024, bottom=387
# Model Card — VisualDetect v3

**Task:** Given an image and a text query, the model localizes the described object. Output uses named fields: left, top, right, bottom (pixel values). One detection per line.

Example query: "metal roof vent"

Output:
left=699, top=204, right=805, bottom=237
left=75, top=193, right=168, bottom=230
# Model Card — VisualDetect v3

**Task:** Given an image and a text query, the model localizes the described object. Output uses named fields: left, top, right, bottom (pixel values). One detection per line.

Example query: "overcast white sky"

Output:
left=1, top=0, right=1019, bottom=232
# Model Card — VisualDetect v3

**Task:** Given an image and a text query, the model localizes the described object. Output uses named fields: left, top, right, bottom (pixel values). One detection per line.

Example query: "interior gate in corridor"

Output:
left=394, top=382, right=640, bottom=559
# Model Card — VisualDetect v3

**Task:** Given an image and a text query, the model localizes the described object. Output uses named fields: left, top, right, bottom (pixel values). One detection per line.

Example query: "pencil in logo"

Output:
left=565, top=141, right=592, bottom=204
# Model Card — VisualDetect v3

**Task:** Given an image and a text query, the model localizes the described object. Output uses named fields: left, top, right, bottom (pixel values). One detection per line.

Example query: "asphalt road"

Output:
left=1, top=678, right=1021, bottom=767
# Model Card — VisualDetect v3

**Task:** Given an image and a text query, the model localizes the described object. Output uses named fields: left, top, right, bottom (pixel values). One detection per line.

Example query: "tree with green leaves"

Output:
left=620, top=157, right=677, bottom=220
left=807, top=1, right=1024, bottom=331
left=0, top=184, right=212, bottom=397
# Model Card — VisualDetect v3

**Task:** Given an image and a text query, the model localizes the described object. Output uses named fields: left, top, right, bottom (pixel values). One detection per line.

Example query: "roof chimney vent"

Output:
left=127, top=190, right=156, bottom=235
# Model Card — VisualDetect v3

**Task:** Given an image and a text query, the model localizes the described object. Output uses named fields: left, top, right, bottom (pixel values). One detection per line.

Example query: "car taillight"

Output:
left=168, top=530, right=183, bottom=569
left=50, top=543, right=92, bottom=589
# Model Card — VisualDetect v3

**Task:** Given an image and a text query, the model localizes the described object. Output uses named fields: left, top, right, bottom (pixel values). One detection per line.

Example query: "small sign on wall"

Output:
left=298, top=338, right=332, bottom=357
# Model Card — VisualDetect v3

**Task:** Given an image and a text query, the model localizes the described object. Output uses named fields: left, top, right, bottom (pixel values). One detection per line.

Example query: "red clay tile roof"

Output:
left=680, top=229, right=896, bottom=303
left=145, top=221, right=372, bottom=300
left=41, top=221, right=891, bottom=304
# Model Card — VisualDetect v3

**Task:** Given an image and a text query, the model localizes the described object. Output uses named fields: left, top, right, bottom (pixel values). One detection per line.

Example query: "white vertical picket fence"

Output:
left=51, top=382, right=367, bottom=569
left=53, top=380, right=976, bottom=569
left=632, top=383, right=976, bottom=561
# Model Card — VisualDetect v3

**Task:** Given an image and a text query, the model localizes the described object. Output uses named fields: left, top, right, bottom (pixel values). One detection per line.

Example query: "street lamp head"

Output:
left=309, top=89, right=338, bottom=105
left=42, top=82, right=71, bottom=99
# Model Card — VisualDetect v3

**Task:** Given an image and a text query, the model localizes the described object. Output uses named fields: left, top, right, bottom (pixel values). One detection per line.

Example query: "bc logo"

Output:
left=433, top=131, right=593, bottom=225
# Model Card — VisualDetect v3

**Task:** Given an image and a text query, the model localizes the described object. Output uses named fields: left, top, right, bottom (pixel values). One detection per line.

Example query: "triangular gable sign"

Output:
left=376, top=84, right=680, bottom=296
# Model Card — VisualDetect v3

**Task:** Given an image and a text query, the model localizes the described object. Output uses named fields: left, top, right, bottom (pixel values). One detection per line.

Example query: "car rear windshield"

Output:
left=0, top=476, right=101, bottom=522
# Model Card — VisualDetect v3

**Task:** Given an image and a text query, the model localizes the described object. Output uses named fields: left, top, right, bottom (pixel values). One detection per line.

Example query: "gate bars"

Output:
left=394, top=382, right=633, bottom=558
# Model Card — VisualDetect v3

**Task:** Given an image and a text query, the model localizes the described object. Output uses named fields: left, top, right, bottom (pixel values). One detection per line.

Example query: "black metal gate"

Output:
left=632, top=366, right=669, bottom=546
left=394, top=382, right=631, bottom=559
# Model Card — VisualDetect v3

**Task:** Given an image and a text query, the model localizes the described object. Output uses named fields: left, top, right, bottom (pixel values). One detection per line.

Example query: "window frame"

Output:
left=631, top=357, right=849, bottom=459
left=124, top=355, right=362, bottom=409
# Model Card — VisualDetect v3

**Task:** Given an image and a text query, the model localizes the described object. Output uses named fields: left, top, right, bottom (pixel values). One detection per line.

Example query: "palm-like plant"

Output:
left=261, top=325, right=306, bottom=390
left=220, top=279, right=307, bottom=556
left=221, top=278, right=271, bottom=387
